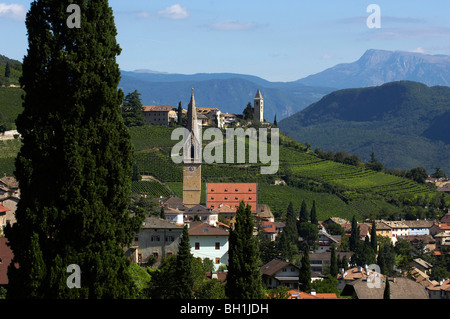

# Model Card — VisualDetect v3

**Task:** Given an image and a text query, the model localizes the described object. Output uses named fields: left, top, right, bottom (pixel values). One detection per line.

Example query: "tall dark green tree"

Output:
left=329, top=245, right=338, bottom=277
left=370, top=221, right=377, bottom=251
left=284, top=202, right=298, bottom=245
left=383, top=278, right=390, bottom=299
left=226, top=201, right=264, bottom=299
left=349, top=216, right=360, bottom=252
left=174, top=225, right=194, bottom=299
left=243, top=102, right=254, bottom=121
left=5, top=0, right=143, bottom=298
left=299, top=200, right=309, bottom=223
left=4, top=62, right=11, bottom=78
left=177, top=101, right=183, bottom=125
left=299, top=244, right=311, bottom=292
left=121, top=90, right=145, bottom=127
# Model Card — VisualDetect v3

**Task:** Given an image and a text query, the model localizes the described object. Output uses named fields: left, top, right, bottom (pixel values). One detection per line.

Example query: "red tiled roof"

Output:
left=0, top=204, right=10, bottom=213
left=142, top=105, right=175, bottom=112
left=261, top=221, right=276, bottom=233
left=188, top=221, right=229, bottom=236
left=287, top=290, right=338, bottom=299
left=206, top=183, right=257, bottom=213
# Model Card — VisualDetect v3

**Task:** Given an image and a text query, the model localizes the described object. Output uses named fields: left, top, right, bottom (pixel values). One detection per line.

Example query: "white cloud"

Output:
left=158, top=4, right=189, bottom=20
left=0, top=3, right=26, bottom=21
left=209, top=20, right=254, bottom=31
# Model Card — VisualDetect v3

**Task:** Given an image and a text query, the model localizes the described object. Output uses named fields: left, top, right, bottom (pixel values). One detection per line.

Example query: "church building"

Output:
left=182, top=89, right=202, bottom=208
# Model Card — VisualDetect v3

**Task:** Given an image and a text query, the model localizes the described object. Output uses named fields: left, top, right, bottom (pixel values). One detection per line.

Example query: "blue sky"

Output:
left=1, top=1, right=450, bottom=81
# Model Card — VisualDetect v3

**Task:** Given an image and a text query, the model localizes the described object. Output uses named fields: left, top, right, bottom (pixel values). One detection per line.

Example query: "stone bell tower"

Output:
left=182, top=88, right=202, bottom=208
left=254, top=89, right=264, bottom=123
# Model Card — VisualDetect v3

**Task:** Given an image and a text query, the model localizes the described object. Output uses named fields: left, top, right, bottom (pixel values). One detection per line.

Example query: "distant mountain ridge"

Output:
left=119, top=71, right=334, bottom=121
left=295, top=49, right=450, bottom=89
left=278, top=81, right=450, bottom=173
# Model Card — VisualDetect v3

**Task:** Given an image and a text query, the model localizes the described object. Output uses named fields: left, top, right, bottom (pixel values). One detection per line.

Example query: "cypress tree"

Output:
left=177, top=101, right=183, bottom=125
left=174, top=225, right=194, bottom=299
left=299, top=244, right=311, bottom=292
left=330, top=245, right=338, bottom=277
left=371, top=221, right=377, bottom=250
left=299, top=200, right=309, bottom=223
left=349, top=215, right=359, bottom=252
left=383, top=278, right=390, bottom=299
left=226, top=201, right=264, bottom=299
left=284, top=202, right=298, bottom=245
left=5, top=0, right=143, bottom=298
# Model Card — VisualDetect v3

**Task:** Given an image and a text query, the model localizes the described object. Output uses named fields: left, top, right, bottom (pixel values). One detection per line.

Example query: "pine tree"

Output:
left=5, top=0, right=143, bottom=298
left=299, top=244, right=311, bottom=292
left=121, top=90, right=145, bottom=127
left=174, top=225, right=194, bottom=299
left=226, top=201, right=264, bottom=299
left=273, top=114, right=277, bottom=127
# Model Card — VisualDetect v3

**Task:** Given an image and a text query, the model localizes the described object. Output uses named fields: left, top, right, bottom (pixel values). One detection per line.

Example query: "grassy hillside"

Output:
left=279, top=81, right=450, bottom=173
left=128, top=124, right=448, bottom=222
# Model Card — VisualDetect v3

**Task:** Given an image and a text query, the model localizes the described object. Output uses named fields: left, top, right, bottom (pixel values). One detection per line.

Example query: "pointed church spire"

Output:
left=187, top=87, right=198, bottom=133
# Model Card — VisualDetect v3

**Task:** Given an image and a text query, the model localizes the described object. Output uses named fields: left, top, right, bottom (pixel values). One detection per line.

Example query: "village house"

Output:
left=426, top=278, right=450, bottom=299
left=381, top=221, right=409, bottom=245
left=196, top=107, right=224, bottom=128
left=206, top=183, right=258, bottom=213
left=341, top=277, right=429, bottom=299
left=260, top=221, right=277, bottom=241
left=0, top=175, right=19, bottom=234
left=315, top=228, right=341, bottom=253
left=440, top=211, right=450, bottom=224
left=337, top=265, right=384, bottom=291
left=261, top=259, right=301, bottom=290
left=188, top=221, right=229, bottom=271
left=309, top=251, right=352, bottom=275
left=142, top=105, right=177, bottom=125
left=126, top=216, right=184, bottom=267
left=430, top=222, right=450, bottom=236
left=434, top=232, right=450, bottom=250
left=402, top=219, right=433, bottom=236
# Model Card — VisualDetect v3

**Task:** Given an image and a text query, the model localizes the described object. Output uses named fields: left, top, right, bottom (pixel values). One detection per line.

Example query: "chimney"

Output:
left=358, top=266, right=363, bottom=273
left=310, top=289, right=316, bottom=296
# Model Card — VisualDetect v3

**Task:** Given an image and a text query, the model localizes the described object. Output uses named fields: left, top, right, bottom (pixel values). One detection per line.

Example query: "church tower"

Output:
left=182, top=88, right=202, bottom=208
left=254, top=89, right=264, bottom=123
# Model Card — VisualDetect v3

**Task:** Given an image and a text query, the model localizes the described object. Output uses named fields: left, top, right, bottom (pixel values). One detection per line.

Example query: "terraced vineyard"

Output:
left=131, top=180, right=172, bottom=198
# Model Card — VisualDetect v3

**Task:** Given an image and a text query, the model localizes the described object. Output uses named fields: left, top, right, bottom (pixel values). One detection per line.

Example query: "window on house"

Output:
left=215, top=242, right=220, bottom=250
left=153, top=252, right=159, bottom=259
left=215, top=258, right=220, bottom=264
left=195, top=242, right=200, bottom=250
